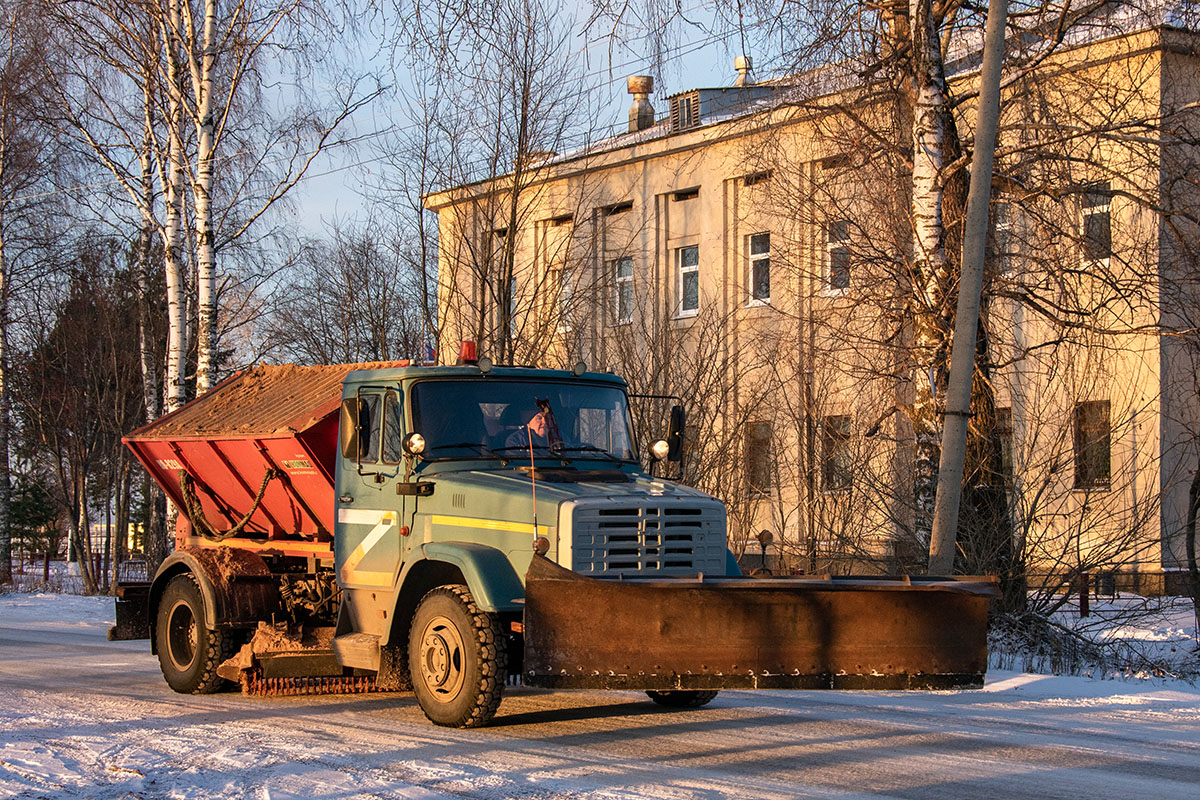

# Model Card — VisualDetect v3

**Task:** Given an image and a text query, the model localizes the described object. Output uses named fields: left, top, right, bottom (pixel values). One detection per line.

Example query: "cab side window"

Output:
left=382, top=391, right=404, bottom=464
left=358, top=393, right=382, bottom=463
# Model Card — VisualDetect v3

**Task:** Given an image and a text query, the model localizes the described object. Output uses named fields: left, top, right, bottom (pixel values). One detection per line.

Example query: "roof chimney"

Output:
left=734, top=56, right=753, bottom=87
left=627, top=76, right=655, bottom=132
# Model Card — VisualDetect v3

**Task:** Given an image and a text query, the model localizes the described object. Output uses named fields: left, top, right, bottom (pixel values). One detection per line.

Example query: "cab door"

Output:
left=335, top=387, right=408, bottom=636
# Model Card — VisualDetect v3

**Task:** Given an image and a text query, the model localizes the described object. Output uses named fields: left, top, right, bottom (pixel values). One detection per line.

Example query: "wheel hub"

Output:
left=166, top=600, right=198, bottom=672
left=418, top=616, right=465, bottom=699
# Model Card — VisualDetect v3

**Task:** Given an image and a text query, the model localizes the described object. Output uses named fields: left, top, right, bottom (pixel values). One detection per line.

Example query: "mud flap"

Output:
left=522, top=556, right=999, bottom=691
left=108, top=583, right=151, bottom=641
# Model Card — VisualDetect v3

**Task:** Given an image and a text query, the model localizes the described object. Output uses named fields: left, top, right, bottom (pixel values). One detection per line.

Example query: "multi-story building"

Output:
left=425, top=11, right=1200, bottom=593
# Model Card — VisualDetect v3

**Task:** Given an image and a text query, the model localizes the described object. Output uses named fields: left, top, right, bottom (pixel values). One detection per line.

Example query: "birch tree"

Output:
left=49, top=1, right=187, bottom=423
left=165, top=0, right=378, bottom=392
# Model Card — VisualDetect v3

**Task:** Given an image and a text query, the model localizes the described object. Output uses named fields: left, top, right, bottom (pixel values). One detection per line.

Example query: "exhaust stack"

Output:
left=734, top=55, right=754, bottom=87
left=627, top=76, right=655, bottom=132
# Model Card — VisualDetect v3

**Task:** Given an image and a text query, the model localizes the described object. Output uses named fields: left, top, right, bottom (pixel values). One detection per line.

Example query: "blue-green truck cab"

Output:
left=331, top=363, right=730, bottom=725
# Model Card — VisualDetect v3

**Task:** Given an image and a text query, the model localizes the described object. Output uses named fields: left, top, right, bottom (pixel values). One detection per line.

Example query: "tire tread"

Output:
left=409, top=584, right=506, bottom=728
left=157, top=574, right=235, bottom=695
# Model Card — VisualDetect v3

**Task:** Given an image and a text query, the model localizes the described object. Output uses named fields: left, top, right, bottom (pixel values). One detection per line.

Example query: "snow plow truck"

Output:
left=110, top=349, right=999, bottom=728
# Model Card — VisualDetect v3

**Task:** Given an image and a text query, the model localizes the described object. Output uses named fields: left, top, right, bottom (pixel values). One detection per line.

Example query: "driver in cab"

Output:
left=506, top=407, right=549, bottom=452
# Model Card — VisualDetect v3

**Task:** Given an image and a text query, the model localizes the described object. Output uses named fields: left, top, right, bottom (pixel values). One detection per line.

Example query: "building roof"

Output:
left=423, top=1, right=1199, bottom=206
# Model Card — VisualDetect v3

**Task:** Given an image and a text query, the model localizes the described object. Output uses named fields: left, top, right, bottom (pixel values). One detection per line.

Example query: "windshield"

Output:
left=410, top=379, right=636, bottom=462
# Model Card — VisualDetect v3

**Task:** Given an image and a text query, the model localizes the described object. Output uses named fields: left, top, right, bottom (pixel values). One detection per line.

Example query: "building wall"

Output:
left=428, top=27, right=1200, bottom=586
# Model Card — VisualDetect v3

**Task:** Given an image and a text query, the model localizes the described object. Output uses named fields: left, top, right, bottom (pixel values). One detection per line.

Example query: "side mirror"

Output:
left=666, top=405, right=684, bottom=463
left=339, top=398, right=361, bottom=460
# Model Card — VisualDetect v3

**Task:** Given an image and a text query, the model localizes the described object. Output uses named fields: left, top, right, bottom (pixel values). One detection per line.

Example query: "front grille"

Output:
left=566, top=498, right=726, bottom=576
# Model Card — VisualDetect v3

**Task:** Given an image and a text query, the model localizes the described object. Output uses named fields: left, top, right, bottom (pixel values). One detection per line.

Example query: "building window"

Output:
left=557, top=266, right=575, bottom=333
left=676, top=244, right=699, bottom=315
left=990, top=202, right=1015, bottom=275
left=1073, top=400, right=1111, bottom=490
left=826, top=220, right=851, bottom=290
left=995, top=407, right=1013, bottom=486
left=749, top=233, right=770, bottom=303
left=745, top=421, right=772, bottom=494
left=743, top=170, right=772, bottom=186
left=822, top=415, right=852, bottom=492
left=671, top=93, right=699, bottom=131
left=1082, top=183, right=1112, bottom=265
left=613, top=256, right=633, bottom=324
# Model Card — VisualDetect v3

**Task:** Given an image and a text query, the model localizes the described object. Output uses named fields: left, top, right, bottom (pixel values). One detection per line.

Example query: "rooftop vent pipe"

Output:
left=734, top=56, right=753, bottom=87
left=627, top=76, right=655, bottom=132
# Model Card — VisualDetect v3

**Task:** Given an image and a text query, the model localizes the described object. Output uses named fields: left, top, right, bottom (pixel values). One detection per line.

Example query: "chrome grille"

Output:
left=566, top=498, right=726, bottom=576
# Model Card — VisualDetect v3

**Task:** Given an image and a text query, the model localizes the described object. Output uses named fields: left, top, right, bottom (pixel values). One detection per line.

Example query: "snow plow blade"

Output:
left=522, top=556, right=999, bottom=691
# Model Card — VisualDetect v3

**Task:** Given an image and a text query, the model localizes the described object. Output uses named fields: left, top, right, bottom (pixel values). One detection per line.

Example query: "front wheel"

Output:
left=408, top=585, right=506, bottom=728
left=646, top=690, right=719, bottom=708
left=155, top=574, right=234, bottom=694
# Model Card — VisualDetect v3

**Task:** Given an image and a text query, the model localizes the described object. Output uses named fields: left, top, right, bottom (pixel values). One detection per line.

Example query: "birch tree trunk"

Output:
left=162, top=0, right=189, bottom=411
left=138, top=74, right=161, bottom=424
left=908, top=0, right=953, bottom=548
left=187, top=0, right=218, bottom=394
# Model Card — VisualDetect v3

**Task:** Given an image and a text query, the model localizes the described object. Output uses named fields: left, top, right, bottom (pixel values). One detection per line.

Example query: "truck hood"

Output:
left=427, top=467, right=713, bottom=505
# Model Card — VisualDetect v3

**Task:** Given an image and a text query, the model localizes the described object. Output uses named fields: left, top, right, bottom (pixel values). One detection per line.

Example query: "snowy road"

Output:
left=2, top=595, right=1199, bottom=799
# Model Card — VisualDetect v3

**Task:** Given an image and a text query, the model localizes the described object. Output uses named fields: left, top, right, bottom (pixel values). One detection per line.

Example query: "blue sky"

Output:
left=290, top=4, right=751, bottom=232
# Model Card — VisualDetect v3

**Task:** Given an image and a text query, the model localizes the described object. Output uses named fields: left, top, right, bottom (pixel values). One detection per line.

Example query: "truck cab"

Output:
left=332, top=363, right=727, bottom=725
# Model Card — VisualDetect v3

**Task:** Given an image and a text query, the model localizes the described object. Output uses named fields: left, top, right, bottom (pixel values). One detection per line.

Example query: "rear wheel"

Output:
left=646, top=690, right=719, bottom=708
left=408, top=585, right=505, bottom=728
left=155, top=574, right=233, bottom=694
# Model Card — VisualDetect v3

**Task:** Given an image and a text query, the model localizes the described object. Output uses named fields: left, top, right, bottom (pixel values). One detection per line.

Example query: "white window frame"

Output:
left=612, top=256, right=633, bottom=325
left=748, top=232, right=770, bottom=305
left=676, top=244, right=699, bottom=318
left=825, top=220, right=851, bottom=293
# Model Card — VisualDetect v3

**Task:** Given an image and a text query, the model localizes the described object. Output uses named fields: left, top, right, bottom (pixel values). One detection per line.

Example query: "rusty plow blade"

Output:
left=522, top=556, right=1000, bottom=692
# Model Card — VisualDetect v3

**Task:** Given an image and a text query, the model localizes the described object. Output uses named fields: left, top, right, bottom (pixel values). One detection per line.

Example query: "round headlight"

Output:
left=404, top=433, right=426, bottom=455
left=649, top=439, right=670, bottom=461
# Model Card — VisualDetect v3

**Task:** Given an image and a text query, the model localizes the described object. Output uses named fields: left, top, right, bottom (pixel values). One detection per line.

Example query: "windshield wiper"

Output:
left=553, top=445, right=628, bottom=463
left=491, top=444, right=555, bottom=454
left=427, top=441, right=496, bottom=457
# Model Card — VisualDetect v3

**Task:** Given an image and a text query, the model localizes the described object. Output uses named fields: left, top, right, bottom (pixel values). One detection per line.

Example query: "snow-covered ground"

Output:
left=1, top=592, right=1198, bottom=799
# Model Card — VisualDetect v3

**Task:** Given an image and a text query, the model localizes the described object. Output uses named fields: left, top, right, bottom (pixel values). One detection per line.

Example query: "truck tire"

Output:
left=155, top=574, right=234, bottom=694
left=646, top=690, right=719, bottom=708
left=408, top=585, right=506, bottom=728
